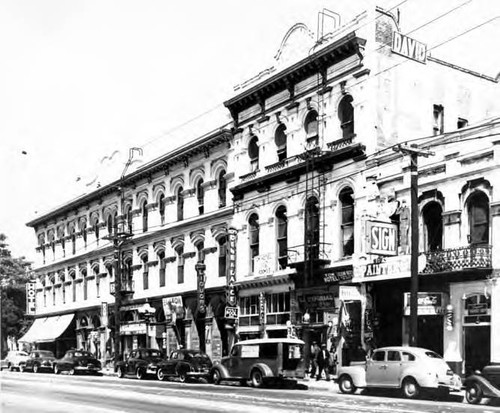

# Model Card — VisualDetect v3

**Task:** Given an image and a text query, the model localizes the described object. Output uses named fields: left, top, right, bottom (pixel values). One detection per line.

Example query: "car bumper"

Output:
left=75, top=366, right=101, bottom=373
left=186, top=371, right=211, bottom=378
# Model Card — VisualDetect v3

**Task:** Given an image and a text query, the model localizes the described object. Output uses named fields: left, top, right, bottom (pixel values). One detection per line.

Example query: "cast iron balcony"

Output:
left=287, top=243, right=331, bottom=269
left=421, top=244, right=492, bottom=274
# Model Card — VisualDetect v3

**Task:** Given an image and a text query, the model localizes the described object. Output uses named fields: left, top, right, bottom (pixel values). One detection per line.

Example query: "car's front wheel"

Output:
left=177, top=368, right=187, bottom=383
left=251, top=369, right=264, bottom=388
left=338, top=375, right=356, bottom=394
left=33, top=364, right=40, bottom=374
left=157, top=368, right=166, bottom=381
left=401, top=377, right=420, bottom=399
left=68, top=367, right=76, bottom=376
left=136, top=368, right=145, bottom=380
left=212, top=369, right=221, bottom=385
left=117, top=367, right=125, bottom=379
left=465, top=382, right=483, bottom=405
left=53, top=364, right=60, bottom=375
left=19, top=364, right=25, bottom=373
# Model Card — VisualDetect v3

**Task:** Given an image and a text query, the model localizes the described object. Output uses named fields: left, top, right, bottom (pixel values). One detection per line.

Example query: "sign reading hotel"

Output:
left=392, top=32, right=427, bottom=64
left=25, top=282, right=37, bottom=315
left=366, top=221, right=398, bottom=256
left=323, top=267, right=353, bottom=284
left=226, top=228, right=237, bottom=307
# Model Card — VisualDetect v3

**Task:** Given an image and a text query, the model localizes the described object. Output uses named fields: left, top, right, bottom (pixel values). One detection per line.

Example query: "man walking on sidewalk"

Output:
left=316, top=343, right=331, bottom=381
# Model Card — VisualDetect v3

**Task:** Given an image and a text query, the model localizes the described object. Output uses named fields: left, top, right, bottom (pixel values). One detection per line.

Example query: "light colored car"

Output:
left=337, top=346, right=462, bottom=399
left=0, top=350, right=30, bottom=371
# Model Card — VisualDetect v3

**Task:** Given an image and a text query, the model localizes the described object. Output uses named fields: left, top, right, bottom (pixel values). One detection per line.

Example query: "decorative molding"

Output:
left=131, top=264, right=142, bottom=271
left=201, top=179, right=217, bottom=190
left=147, top=260, right=159, bottom=267
left=418, top=164, right=446, bottom=178
left=202, top=247, right=218, bottom=255
left=458, top=150, right=493, bottom=166
left=182, top=188, right=196, bottom=198
left=182, top=251, right=196, bottom=259
left=443, top=210, right=461, bottom=225
left=165, top=256, right=177, bottom=263
left=164, top=195, right=176, bottom=205
left=491, top=201, right=500, bottom=217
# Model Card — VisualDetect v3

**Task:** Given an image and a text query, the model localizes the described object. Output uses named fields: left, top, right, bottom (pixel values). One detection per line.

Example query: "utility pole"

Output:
left=393, top=144, right=433, bottom=347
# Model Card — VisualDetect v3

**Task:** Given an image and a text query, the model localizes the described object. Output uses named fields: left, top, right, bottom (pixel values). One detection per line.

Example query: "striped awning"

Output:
left=18, top=314, right=74, bottom=343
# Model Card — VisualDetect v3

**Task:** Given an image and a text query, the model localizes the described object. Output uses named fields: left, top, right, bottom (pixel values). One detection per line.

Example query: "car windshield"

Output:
left=425, top=351, right=443, bottom=359
left=73, top=351, right=92, bottom=358
left=143, top=350, right=162, bottom=358
left=37, top=351, right=54, bottom=357
left=17, top=352, right=28, bottom=356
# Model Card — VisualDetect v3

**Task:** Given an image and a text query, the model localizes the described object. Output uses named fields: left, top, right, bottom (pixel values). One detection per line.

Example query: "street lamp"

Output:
left=138, top=303, right=156, bottom=348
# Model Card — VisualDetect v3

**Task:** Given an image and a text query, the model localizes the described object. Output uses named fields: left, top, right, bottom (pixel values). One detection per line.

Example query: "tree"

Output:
left=0, top=234, right=32, bottom=355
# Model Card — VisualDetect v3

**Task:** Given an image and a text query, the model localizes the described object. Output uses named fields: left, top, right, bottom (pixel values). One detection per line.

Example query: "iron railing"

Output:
left=421, top=245, right=492, bottom=274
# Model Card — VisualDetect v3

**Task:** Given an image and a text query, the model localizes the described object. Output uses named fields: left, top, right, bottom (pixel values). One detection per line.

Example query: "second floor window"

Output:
left=275, top=124, right=287, bottom=162
left=177, top=187, right=184, bottom=221
left=196, top=241, right=204, bottom=263
left=340, top=187, right=354, bottom=257
left=159, top=194, right=165, bottom=224
left=468, top=191, right=489, bottom=245
left=338, top=95, right=354, bottom=139
left=158, top=252, right=166, bottom=287
left=218, top=170, right=227, bottom=207
left=248, top=136, right=259, bottom=172
left=218, top=236, right=227, bottom=278
left=142, top=257, right=149, bottom=290
left=176, top=247, right=184, bottom=284
left=304, top=110, right=319, bottom=145
left=141, top=200, right=148, bottom=232
left=422, top=201, right=443, bottom=251
left=276, top=206, right=288, bottom=269
left=196, top=179, right=204, bottom=215
left=249, top=213, right=259, bottom=272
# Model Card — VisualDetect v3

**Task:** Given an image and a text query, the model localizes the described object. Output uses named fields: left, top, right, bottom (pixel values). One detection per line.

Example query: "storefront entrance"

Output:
left=464, top=326, right=490, bottom=375
left=417, top=316, right=443, bottom=355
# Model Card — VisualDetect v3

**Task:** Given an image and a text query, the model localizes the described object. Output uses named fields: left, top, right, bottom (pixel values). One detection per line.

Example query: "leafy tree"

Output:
left=0, top=234, right=32, bottom=354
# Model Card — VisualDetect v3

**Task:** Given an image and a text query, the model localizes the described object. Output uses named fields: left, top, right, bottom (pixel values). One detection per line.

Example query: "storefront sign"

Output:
left=323, top=267, right=353, bottom=283
left=339, top=286, right=362, bottom=301
left=163, top=296, right=184, bottom=324
left=224, top=306, right=239, bottom=319
left=392, top=32, right=427, bottom=63
left=363, top=255, right=410, bottom=278
left=254, top=253, right=275, bottom=276
left=366, top=221, right=398, bottom=256
left=298, top=293, right=336, bottom=310
left=120, top=322, right=147, bottom=335
left=259, top=292, right=266, bottom=325
left=101, top=302, right=108, bottom=327
left=467, top=303, right=488, bottom=316
left=403, top=292, right=444, bottom=316
left=25, top=282, right=37, bottom=315
left=196, top=263, right=206, bottom=314
left=226, top=228, right=237, bottom=307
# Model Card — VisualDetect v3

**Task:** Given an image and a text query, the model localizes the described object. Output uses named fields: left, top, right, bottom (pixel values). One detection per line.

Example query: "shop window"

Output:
left=305, top=197, right=320, bottom=260
left=177, top=186, right=184, bottom=221
left=176, top=246, right=184, bottom=284
left=433, top=104, right=444, bottom=135
left=276, top=206, right=288, bottom=269
left=248, top=136, right=259, bottom=172
left=141, top=200, right=148, bottom=233
left=265, top=292, right=290, bottom=325
left=340, top=187, right=354, bottom=257
left=218, top=236, right=227, bottom=278
left=239, top=295, right=259, bottom=327
left=218, top=170, right=227, bottom=207
left=158, top=194, right=165, bottom=225
left=196, top=179, right=204, bottom=215
left=422, top=201, right=443, bottom=251
left=275, top=124, right=287, bottom=161
left=158, top=252, right=166, bottom=287
left=467, top=191, right=489, bottom=245
left=338, top=95, right=354, bottom=139
left=249, top=213, right=260, bottom=272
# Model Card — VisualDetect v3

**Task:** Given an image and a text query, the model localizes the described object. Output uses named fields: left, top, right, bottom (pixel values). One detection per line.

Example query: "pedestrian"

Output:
left=315, top=343, right=331, bottom=381
left=310, top=342, right=320, bottom=378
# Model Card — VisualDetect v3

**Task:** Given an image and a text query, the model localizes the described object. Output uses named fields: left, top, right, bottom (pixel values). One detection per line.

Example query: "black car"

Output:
left=53, top=350, right=101, bottom=375
left=20, top=350, right=56, bottom=373
left=465, top=364, right=500, bottom=404
left=116, top=348, right=164, bottom=380
left=156, top=349, right=212, bottom=382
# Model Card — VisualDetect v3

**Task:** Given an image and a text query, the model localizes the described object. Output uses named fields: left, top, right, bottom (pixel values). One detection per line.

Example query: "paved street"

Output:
left=2, top=371, right=499, bottom=413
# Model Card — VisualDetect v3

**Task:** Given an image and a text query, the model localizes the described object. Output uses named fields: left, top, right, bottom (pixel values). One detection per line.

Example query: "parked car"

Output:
left=20, top=350, right=56, bottom=373
left=116, top=348, right=164, bottom=380
left=53, top=350, right=101, bottom=375
left=464, top=363, right=500, bottom=404
left=0, top=350, right=29, bottom=371
left=337, top=346, right=462, bottom=399
left=156, top=349, right=212, bottom=382
left=210, top=338, right=305, bottom=388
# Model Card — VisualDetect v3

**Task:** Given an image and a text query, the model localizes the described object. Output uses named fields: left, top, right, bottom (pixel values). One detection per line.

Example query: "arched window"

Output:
left=276, top=206, right=288, bottom=269
left=158, top=194, right=165, bottom=225
left=422, top=201, right=443, bottom=251
left=176, top=246, right=184, bottom=284
left=305, top=197, right=320, bottom=260
left=218, top=236, right=227, bottom=278
left=94, top=266, right=100, bottom=298
left=339, top=187, right=354, bottom=257
left=338, top=95, right=354, bottom=139
left=82, top=269, right=88, bottom=301
left=177, top=187, right=184, bottom=221
left=81, top=222, right=87, bottom=246
left=249, top=213, right=260, bottom=272
left=248, top=136, right=259, bottom=172
left=141, top=200, right=148, bottom=233
left=142, top=255, right=149, bottom=290
left=92, top=217, right=100, bottom=244
left=196, top=179, right=204, bottom=215
left=275, top=124, right=287, bottom=161
left=69, top=225, right=76, bottom=255
left=218, top=170, right=227, bottom=208
left=158, top=251, right=166, bottom=287
left=304, top=110, right=319, bottom=145
left=468, top=191, right=489, bottom=245
left=124, top=204, right=133, bottom=234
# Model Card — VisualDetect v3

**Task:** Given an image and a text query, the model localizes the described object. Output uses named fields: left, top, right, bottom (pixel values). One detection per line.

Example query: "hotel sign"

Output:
left=226, top=228, right=237, bottom=307
left=392, top=32, right=427, bottom=64
left=366, top=221, right=398, bottom=256
left=323, top=267, right=353, bottom=284
left=26, top=282, right=37, bottom=315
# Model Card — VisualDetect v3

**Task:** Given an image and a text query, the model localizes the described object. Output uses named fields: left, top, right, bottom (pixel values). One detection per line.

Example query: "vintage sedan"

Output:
left=464, top=364, right=500, bottom=404
left=20, top=350, right=56, bottom=373
left=337, top=346, right=461, bottom=399
left=210, top=338, right=305, bottom=388
left=0, top=350, right=29, bottom=371
left=53, top=350, right=101, bottom=375
left=156, top=349, right=212, bottom=382
left=116, top=348, right=164, bottom=380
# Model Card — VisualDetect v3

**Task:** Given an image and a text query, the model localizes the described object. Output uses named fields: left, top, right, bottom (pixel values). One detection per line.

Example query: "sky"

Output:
left=1, top=0, right=499, bottom=263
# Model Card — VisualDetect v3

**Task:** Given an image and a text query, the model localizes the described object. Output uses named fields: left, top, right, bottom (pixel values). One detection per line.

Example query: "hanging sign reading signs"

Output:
left=226, top=228, right=237, bottom=307
left=392, top=32, right=427, bottom=64
left=26, top=282, right=37, bottom=315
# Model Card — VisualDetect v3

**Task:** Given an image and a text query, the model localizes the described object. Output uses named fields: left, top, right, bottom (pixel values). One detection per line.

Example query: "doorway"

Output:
left=464, top=326, right=490, bottom=376
left=417, top=316, right=443, bottom=355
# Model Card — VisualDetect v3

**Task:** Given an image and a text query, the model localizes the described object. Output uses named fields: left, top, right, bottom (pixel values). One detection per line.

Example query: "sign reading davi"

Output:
left=392, top=32, right=427, bottom=64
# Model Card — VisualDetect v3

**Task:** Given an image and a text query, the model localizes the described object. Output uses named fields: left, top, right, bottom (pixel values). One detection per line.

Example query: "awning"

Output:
left=19, top=314, right=74, bottom=343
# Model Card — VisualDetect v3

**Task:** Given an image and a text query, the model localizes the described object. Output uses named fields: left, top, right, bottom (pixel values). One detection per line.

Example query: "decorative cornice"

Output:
left=182, top=252, right=196, bottom=259
left=165, top=256, right=177, bottom=264
left=418, top=164, right=446, bottom=178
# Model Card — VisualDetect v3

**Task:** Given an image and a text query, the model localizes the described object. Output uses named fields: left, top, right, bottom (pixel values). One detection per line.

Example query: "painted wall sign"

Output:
left=323, top=267, right=353, bottom=283
left=392, top=32, right=427, bottom=63
left=226, top=228, right=237, bottom=307
left=366, top=221, right=398, bottom=256
left=254, top=253, right=275, bottom=277
left=196, top=263, right=206, bottom=314
left=26, top=282, right=37, bottom=315
left=163, top=296, right=184, bottom=323
left=298, top=293, right=336, bottom=310
left=364, top=255, right=410, bottom=278
left=403, top=292, right=444, bottom=316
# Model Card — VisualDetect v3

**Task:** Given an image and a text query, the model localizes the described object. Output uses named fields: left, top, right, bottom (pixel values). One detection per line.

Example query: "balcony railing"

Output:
left=421, top=245, right=492, bottom=274
left=287, top=243, right=331, bottom=267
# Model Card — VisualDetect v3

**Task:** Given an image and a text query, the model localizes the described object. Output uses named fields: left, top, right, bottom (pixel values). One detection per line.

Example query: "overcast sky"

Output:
left=1, top=0, right=499, bottom=263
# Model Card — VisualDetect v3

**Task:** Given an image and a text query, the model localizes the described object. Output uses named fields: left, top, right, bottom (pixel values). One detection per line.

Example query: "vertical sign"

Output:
left=226, top=228, right=237, bottom=307
left=259, top=292, right=266, bottom=325
left=101, top=302, right=108, bottom=326
left=196, top=263, right=206, bottom=314
left=26, top=282, right=37, bottom=315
